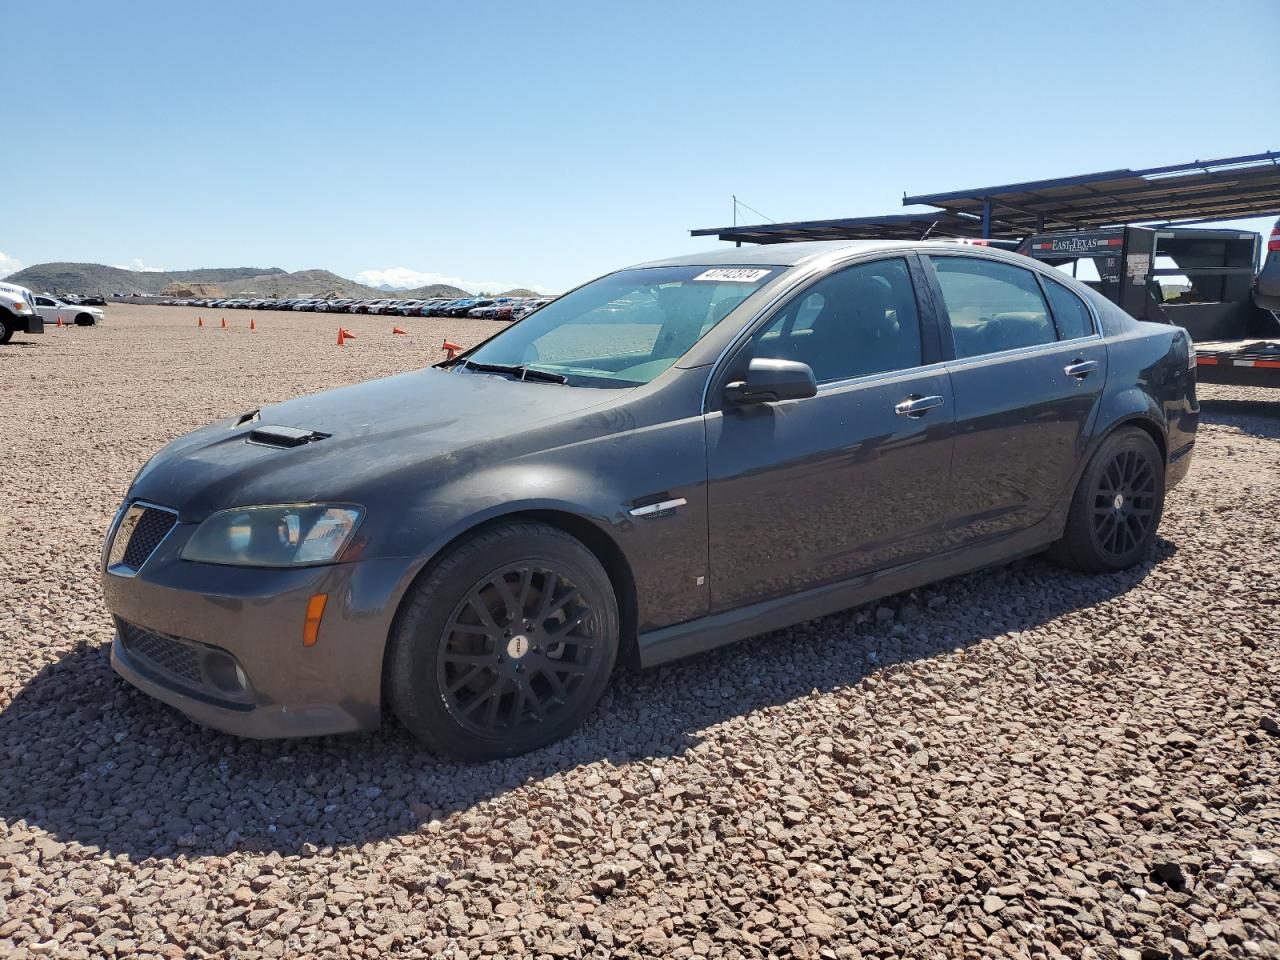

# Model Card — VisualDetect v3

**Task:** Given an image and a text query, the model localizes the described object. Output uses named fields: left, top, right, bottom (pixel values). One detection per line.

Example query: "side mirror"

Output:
left=724, top=357, right=818, bottom=405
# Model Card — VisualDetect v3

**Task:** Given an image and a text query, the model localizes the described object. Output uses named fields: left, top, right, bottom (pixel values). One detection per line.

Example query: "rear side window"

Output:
left=930, top=257, right=1056, bottom=359
left=1042, top=278, right=1094, bottom=340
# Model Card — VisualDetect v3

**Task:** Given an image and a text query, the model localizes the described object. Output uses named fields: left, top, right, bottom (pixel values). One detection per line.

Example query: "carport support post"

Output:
left=981, top=198, right=992, bottom=240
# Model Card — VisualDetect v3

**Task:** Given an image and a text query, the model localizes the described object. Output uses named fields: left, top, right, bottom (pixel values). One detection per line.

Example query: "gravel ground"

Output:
left=1, top=305, right=1277, bottom=959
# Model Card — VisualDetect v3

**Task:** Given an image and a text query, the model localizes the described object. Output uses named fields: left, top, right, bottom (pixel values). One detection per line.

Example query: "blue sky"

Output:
left=5, top=0, right=1278, bottom=292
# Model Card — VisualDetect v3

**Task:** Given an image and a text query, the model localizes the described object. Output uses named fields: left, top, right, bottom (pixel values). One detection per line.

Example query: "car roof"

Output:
left=630, top=239, right=920, bottom=270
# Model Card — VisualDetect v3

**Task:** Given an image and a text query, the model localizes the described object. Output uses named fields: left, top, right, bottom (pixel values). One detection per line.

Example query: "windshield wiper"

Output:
left=462, top=360, right=567, bottom=384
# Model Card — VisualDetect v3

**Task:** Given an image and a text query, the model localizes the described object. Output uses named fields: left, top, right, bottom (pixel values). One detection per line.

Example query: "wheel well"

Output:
left=75, top=313, right=94, bottom=326
left=1113, top=416, right=1168, bottom=463
left=388, top=509, right=641, bottom=678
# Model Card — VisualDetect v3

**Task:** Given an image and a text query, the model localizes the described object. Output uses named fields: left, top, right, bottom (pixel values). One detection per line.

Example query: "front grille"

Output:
left=120, top=508, right=177, bottom=568
left=119, top=620, right=202, bottom=686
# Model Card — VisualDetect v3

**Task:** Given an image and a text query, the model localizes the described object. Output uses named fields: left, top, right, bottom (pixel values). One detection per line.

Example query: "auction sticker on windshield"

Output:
left=691, top=268, right=773, bottom=283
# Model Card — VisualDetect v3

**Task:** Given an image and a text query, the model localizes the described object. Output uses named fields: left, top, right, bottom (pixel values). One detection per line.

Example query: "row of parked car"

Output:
left=161, top=295, right=553, bottom=321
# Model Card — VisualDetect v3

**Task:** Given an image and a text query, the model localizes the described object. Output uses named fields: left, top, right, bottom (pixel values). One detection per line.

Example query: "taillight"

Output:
left=1267, top=228, right=1280, bottom=252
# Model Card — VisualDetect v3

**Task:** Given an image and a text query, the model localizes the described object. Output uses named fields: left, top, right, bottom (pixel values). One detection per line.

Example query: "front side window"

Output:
left=930, top=257, right=1056, bottom=359
left=465, top=265, right=779, bottom=386
left=1043, top=277, right=1094, bottom=340
left=749, top=258, right=923, bottom=383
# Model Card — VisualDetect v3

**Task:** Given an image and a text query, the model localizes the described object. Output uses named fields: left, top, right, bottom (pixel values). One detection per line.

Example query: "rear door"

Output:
left=922, top=254, right=1108, bottom=542
left=705, top=254, right=957, bottom=611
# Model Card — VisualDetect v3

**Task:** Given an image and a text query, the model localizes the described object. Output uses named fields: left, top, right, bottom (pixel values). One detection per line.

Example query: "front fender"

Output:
left=368, top=415, right=712, bottom=636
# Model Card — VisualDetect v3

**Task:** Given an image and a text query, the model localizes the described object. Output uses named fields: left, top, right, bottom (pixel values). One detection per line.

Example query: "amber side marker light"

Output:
left=303, top=594, right=329, bottom=647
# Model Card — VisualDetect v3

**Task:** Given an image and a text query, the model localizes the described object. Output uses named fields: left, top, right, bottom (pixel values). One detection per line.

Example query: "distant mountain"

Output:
left=220, top=270, right=386, bottom=299
left=7, top=262, right=491, bottom=300
left=7, top=263, right=284, bottom=296
left=401, top=283, right=474, bottom=299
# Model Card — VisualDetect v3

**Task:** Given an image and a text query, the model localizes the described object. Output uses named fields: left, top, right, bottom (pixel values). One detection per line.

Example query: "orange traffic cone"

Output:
left=337, top=327, right=346, bottom=346
left=56, top=315, right=64, bottom=328
left=198, top=316, right=203, bottom=328
left=443, top=339, right=462, bottom=360
left=342, top=327, right=356, bottom=340
left=220, top=317, right=227, bottom=329
left=250, top=317, right=256, bottom=331
left=392, top=326, right=407, bottom=335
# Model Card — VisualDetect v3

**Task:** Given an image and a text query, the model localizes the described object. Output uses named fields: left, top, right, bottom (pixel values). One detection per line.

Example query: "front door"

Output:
left=705, top=255, right=956, bottom=612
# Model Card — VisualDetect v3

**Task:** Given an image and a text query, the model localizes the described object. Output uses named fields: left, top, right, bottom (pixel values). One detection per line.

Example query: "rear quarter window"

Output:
left=1042, top=278, right=1094, bottom=340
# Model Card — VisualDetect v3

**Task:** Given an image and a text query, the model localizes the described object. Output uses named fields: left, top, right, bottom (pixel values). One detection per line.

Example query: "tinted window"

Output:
left=752, top=258, right=922, bottom=383
left=1043, top=278, right=1094, bottom=340
left=930, top=257, right=1055, bottom=359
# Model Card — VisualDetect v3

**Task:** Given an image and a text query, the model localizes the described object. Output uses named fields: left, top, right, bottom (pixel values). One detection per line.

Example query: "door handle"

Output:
left=1064, top=359, right=1099, bottom=379
left=894, top=394, right=944, bottom=418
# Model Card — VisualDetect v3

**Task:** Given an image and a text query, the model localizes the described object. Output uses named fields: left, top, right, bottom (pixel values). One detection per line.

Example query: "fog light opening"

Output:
left=303, top=593, right=328, bottom=647
left=205, top=651, right=247, bottom=694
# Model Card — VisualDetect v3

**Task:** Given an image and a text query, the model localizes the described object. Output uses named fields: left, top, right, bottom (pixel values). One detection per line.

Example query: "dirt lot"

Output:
left=1, top=304, right=1277, bottom=959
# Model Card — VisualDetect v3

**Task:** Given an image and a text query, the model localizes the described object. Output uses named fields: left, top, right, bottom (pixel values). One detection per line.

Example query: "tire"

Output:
left=1049, top=426, right=1165, bottom=573
left=0, top=313, right=12, bottom=344
left=75, top=313, right=94, bottom=326
left=386, top=521, right=619, bottom=760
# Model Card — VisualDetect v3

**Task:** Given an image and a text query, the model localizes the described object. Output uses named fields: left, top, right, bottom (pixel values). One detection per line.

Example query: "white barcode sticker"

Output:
left=691, top=268, right=771, bottom=283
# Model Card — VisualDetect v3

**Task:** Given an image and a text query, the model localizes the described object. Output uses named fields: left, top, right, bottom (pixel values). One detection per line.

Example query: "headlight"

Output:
left=181, top=504, right=363, bottom=567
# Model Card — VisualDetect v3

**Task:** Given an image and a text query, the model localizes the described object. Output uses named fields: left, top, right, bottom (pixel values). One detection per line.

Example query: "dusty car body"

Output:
left=103, top=240, right=1198, bottom=759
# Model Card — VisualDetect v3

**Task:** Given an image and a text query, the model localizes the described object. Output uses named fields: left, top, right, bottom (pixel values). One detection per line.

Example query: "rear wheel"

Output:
left=1050, top=427, right=1165, bottom=572
left=386, top=522, right=619, bottom=760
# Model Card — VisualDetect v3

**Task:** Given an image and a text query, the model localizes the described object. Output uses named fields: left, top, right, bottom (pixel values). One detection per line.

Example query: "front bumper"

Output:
left=102, top=521, right=414, bottom=738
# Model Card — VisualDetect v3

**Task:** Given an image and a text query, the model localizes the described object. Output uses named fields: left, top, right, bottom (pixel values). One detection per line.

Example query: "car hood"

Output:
left=129, top=367, right=620, bottom=520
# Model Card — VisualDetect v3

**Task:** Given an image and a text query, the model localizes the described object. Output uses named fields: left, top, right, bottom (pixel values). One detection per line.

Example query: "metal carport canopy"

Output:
left=689, top=210, right=1022, bottom=244
left=902, top=150, right=1280, bottom=237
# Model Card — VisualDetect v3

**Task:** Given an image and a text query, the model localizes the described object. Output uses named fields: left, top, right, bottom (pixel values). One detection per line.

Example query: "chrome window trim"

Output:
left=814, top=359, right=950, bottom=394
left=106, top=500, right=179, bottom=578
left=943, top=332, right=1104, bottom=372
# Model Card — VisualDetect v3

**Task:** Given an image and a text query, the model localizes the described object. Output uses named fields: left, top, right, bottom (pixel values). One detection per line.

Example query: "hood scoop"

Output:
left=246, top=424, right=331, bottom=449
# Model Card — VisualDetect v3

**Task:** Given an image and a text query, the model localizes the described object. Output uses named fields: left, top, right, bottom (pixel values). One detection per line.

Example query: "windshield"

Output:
left=463, top=265, right=780, bottom=386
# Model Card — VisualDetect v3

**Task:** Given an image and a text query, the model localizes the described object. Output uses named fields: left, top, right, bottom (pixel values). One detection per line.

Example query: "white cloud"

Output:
left=111, top=258, right=167, bottom=272
left=355, top=266, right=551, bottom=294
left=0, top=252, right=22, bottom=278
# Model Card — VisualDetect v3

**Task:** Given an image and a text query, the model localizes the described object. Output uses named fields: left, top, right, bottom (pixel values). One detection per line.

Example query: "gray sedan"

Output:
left=102, top=240, right=1198, bottom=760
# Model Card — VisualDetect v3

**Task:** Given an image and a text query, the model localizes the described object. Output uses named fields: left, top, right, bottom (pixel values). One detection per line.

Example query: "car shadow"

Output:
left=0, top=541, right=1173, bottom=860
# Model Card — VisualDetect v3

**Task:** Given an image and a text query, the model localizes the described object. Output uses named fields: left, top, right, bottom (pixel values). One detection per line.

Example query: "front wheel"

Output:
left=0, top=314, right=12, bottom=344
left=386, top=522, right=619, bottom=760
left=1050, top=427, right=1165, bottom=572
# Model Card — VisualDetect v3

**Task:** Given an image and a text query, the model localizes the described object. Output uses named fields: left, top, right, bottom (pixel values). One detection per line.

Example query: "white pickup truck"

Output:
left=0, top=280, right=44, bottom=344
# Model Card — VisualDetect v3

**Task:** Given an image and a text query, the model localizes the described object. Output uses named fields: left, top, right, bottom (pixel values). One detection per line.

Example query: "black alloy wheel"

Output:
left=1091, top=447, right=1157, bottom=561
left=1050, top=427, right=1166, bottom=573
left=386, top=521, right=619, bottom=760
left=437, top=562, right=599, bottom=737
